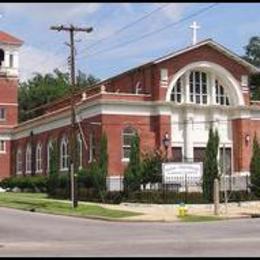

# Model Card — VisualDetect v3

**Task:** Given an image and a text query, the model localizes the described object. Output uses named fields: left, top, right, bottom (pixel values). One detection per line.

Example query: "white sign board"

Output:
left=162, top=162, right=203, bottom=185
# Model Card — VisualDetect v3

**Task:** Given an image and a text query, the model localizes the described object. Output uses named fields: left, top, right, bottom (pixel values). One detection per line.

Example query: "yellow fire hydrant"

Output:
left=178, top=203, right=188, bottom=217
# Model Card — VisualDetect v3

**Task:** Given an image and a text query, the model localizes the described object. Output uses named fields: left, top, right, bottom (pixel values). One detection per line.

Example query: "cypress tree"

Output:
left=250, top=134, right=260, bottom=197
left=203, top=127, right=220, bottom=202
left=123, top=133, right=141, bottom=192
left=98, top=132, right=108, bottom=191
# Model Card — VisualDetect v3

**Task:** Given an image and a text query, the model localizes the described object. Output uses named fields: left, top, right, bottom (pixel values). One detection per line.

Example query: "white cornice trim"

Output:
left=12, top=99, right=254, bottom=140
left=0, top=103, right=18, bottom=106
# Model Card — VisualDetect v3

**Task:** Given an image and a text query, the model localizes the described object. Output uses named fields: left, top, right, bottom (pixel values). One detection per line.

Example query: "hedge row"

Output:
left=1, top=175, right=259, bottom=204
left=0, top=176, right=47, bottom=192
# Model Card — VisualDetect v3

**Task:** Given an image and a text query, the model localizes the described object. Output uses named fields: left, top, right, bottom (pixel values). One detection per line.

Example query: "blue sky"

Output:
left=0, top=3, right=259, bottom=81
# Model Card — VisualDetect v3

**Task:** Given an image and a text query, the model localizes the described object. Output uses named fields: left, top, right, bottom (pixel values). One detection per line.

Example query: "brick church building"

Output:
left=0, top=30, right=260, bottom=191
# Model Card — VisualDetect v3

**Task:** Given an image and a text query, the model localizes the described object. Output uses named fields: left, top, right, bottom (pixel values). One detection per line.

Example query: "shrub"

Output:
left=123, top=191, right=207, bottom=204
left=0, top=175, right=48, bottom=192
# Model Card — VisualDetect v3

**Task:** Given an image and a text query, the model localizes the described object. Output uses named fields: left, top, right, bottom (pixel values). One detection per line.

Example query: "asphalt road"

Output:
left=0, top=207, right=260, bottom=257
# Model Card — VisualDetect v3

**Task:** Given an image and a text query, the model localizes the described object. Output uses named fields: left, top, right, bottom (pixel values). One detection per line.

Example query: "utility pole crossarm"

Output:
left=50, top=25, right=93, bottom=33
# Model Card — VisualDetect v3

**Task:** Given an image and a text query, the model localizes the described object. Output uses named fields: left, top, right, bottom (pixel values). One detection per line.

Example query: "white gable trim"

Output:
left=154, top=39, right=260, bottom=74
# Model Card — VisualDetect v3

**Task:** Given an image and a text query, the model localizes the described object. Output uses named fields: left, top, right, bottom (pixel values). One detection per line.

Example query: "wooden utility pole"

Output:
left=214, top=178, right=220, bottom=215
left=50, top=25, right=93, bottom=208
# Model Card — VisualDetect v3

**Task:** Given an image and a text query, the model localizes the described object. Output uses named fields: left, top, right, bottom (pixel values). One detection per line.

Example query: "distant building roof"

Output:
left=0, top=31, right=23, bottom=45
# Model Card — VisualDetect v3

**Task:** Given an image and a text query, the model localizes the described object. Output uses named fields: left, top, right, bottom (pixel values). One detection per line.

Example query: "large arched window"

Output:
left=36, top=143, right=43, bottom=173
left=215, top=79, right=230, bottom=106
left=26, top=144, right=32, bottom=174
left=47, top=140, right=53, bottom=173
left=122, top=127, right=136, bottom=160
left=171, top=78, right=182, bottom=103
left=60, top=136, right=69, bottom=171
left=189, top=71, right=208, bottom=105
left=16, top=148, right=23, bottom=175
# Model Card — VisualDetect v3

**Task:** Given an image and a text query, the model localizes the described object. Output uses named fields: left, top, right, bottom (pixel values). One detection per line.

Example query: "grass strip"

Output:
left=178, top=214, right=223, bottom=222
left=0, top=192, right=142, bottom=219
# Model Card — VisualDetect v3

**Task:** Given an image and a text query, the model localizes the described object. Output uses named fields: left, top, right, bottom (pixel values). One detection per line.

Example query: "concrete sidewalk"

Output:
left=97, top=201, right=260, bottom=222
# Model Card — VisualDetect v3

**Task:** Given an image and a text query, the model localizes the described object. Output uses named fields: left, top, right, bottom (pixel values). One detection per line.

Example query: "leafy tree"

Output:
left=243, top=36, right=260, bottom=67
left=18, top=69, right=100, bottom=122
left=140, top=149, right=163, bottom=188
left=203, top=127, right=220, bottom=202
left=242, top=36, right=260, bottom=100
left=250, top=134, right=260, bottom=197
left=123, top=133, right=141, bottom=192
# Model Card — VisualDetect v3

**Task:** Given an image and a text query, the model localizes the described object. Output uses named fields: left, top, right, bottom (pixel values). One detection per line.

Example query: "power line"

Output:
left=76, top=3, right=219, bottom=61
left=79, top=3, right=170, bottom=53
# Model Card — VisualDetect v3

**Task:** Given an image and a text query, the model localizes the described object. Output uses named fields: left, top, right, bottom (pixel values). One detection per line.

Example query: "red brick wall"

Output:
left=155, top=45, right=250, bottom=102
left=232, top=118, right=260, bottom=173
left=101, top=114, right=156, bottom=176
left=0, top=140, right=11, bottom=179
left=0, top=77, right=18, bottom=179
left=0, top=77, right=18, bottom=127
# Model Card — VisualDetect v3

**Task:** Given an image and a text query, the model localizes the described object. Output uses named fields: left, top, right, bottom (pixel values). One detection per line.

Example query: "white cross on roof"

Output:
left=189, top=21, right=200, bottom=45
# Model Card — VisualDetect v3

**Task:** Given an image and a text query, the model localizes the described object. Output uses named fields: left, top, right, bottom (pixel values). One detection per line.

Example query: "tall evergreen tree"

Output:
left=250, top=134, right=260, bottom=197
left=203, top=127, right=220, bottom=202
left=123, top=133, right=141, bottom=192
left=98, top=133, right=108, bottom=191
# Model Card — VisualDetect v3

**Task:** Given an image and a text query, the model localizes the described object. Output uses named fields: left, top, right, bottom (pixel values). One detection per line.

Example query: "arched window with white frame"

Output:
left=26, top=143, right=32, bottom=174
left=60, top=136, right=69, bottom=171
left=189, top=71, right=208, bottom=104
left=171, top=78, right=183, bottom=103
left=36, top=143, right=43, bottom=173
left=215, top=79, right=230, bottom=106
left=122, top=127, right=136, bottom=161
left=16, top=148, right=23, bottom=175
left=47, top=140, right=53, bottom=173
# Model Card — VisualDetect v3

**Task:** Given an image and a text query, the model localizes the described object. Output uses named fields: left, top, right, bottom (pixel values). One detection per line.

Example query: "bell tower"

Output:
left=0, top=31, right=23, bottom=179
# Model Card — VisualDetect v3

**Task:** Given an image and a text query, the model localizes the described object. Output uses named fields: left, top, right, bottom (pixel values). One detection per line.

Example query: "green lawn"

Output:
left=0, top=192, right=142, bottom=219
left=178, top=214, right=224, bottom=222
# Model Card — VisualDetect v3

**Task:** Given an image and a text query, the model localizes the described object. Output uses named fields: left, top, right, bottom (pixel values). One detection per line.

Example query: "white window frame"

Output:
left=60, top=136, right=69, bottom=171
left=122, top=127, right=136, bottom=162
left=9, top=54, right=14, bottom=68
left=0, top=107, right=6, bottom=121
left=189, top=71, right=208, bottom=105
left=16, top=148, right=23, bottom=175
left=47, top=140, right=53, bottom=173
left=88, top=133, right=96, bottom=163
left=215, top=79, right=230, bottom=106
left=26, top=144, right=32, bottom=174
left=36, top=143, right=43, bottom=174
left=171, top=78, right=183, bottom=104
left=0, top=140, right=6, bottom=154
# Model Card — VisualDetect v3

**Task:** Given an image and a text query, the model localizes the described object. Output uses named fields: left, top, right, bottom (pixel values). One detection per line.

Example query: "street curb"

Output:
left=0, top=205, right=254, bottom=223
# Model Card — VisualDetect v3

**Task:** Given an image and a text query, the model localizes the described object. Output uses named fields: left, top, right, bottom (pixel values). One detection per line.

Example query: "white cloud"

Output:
left=0, top=3, right=102, bottom=22
left=19, top=45, right=67, bottom=81
left=160, top=3, right=193, bottom=21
